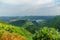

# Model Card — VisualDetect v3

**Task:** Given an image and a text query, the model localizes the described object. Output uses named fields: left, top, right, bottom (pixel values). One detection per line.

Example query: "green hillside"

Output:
left=9, top=20, right=26, bottom=26
left=9, top=16, right=60, bottom=33
left=47, top=16, right=60, bottom=30
left=52, top=16, right=60, bottom=29
left=9, top=20, right=39, bottom=27
left=0, top=16, right=60, bottom=40
left=9, top=20, right=39, bottom=33
left=0, top=23, right=32, bottom=40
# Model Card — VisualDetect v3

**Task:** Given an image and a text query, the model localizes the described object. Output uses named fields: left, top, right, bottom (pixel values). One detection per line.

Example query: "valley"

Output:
left=0, top=16, right=60, bottom=40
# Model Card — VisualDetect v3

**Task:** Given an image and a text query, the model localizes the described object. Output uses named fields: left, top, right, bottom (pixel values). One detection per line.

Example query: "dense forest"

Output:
left=0, top=16, right=60, bottom=40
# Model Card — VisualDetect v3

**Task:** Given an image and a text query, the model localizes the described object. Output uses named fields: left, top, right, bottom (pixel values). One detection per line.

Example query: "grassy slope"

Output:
left=0, top=23, right=33, bottom=40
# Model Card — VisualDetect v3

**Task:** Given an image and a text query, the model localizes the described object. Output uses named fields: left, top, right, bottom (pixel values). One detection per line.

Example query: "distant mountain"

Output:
left=0, top=16, right=55, bottom=22
left=19, top=16, right=55, bottom=21
left=0, top=16, right=20, bottom=22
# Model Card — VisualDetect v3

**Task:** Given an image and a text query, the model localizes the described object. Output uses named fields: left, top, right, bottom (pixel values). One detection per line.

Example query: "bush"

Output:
left=33, top=27, right=60, bottom=40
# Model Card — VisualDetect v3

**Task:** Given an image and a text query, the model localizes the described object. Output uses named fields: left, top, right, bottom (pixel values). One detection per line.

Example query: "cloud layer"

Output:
left=0, top=0, right=60, bottom=16
left=0, top=0, right=53, bottom=5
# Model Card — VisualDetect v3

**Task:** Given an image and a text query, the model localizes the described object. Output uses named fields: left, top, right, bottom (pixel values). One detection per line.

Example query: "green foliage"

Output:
left=37, top=21, right=48, bottom=27
left=52, top=16, right=60, bottom=29
left=33, top=27, right=60, bottom=40
left=0, top=23, right=32, bottom=40
left=22, top=20, right=38, bottom=33
left=9, top=20, right=26, bottom=26
left=10, top=20, right=39, bottom=34
left=47, top=16, right=60, bottom=30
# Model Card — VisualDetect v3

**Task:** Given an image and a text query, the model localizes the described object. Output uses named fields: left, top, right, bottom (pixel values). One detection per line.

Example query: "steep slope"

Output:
left=0, top=23, right=32, bottom=40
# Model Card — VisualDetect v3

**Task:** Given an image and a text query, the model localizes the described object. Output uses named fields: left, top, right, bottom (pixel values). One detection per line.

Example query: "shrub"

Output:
left=33, top=27, right=60, bottom=40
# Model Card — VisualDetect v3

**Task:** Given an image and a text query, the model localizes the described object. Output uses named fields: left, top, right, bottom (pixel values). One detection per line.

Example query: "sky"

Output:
left=0, top=0, right=60, bottom=16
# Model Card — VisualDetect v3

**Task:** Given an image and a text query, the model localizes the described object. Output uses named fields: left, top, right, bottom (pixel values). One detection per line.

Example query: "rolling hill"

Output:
left=9, top=20, right=40, bottom=33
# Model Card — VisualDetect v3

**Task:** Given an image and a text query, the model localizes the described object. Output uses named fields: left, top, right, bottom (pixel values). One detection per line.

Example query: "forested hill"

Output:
left=0, top=16, right=55, bottom=22
left=9, top=20, right=40, bottom=33
left=9, top=15, right=60, bottom=33
left=47, top=16, right=60, bottom=30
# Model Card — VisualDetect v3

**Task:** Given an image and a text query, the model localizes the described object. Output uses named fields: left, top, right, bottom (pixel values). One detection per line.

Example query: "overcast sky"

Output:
left=0, top=0, right=60, bottom=16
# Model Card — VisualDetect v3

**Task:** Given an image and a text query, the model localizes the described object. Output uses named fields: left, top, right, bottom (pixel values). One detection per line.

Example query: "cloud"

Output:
left=0, top=0, right=53, bottom=5
left=0, top=0, right=60, bottom=16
